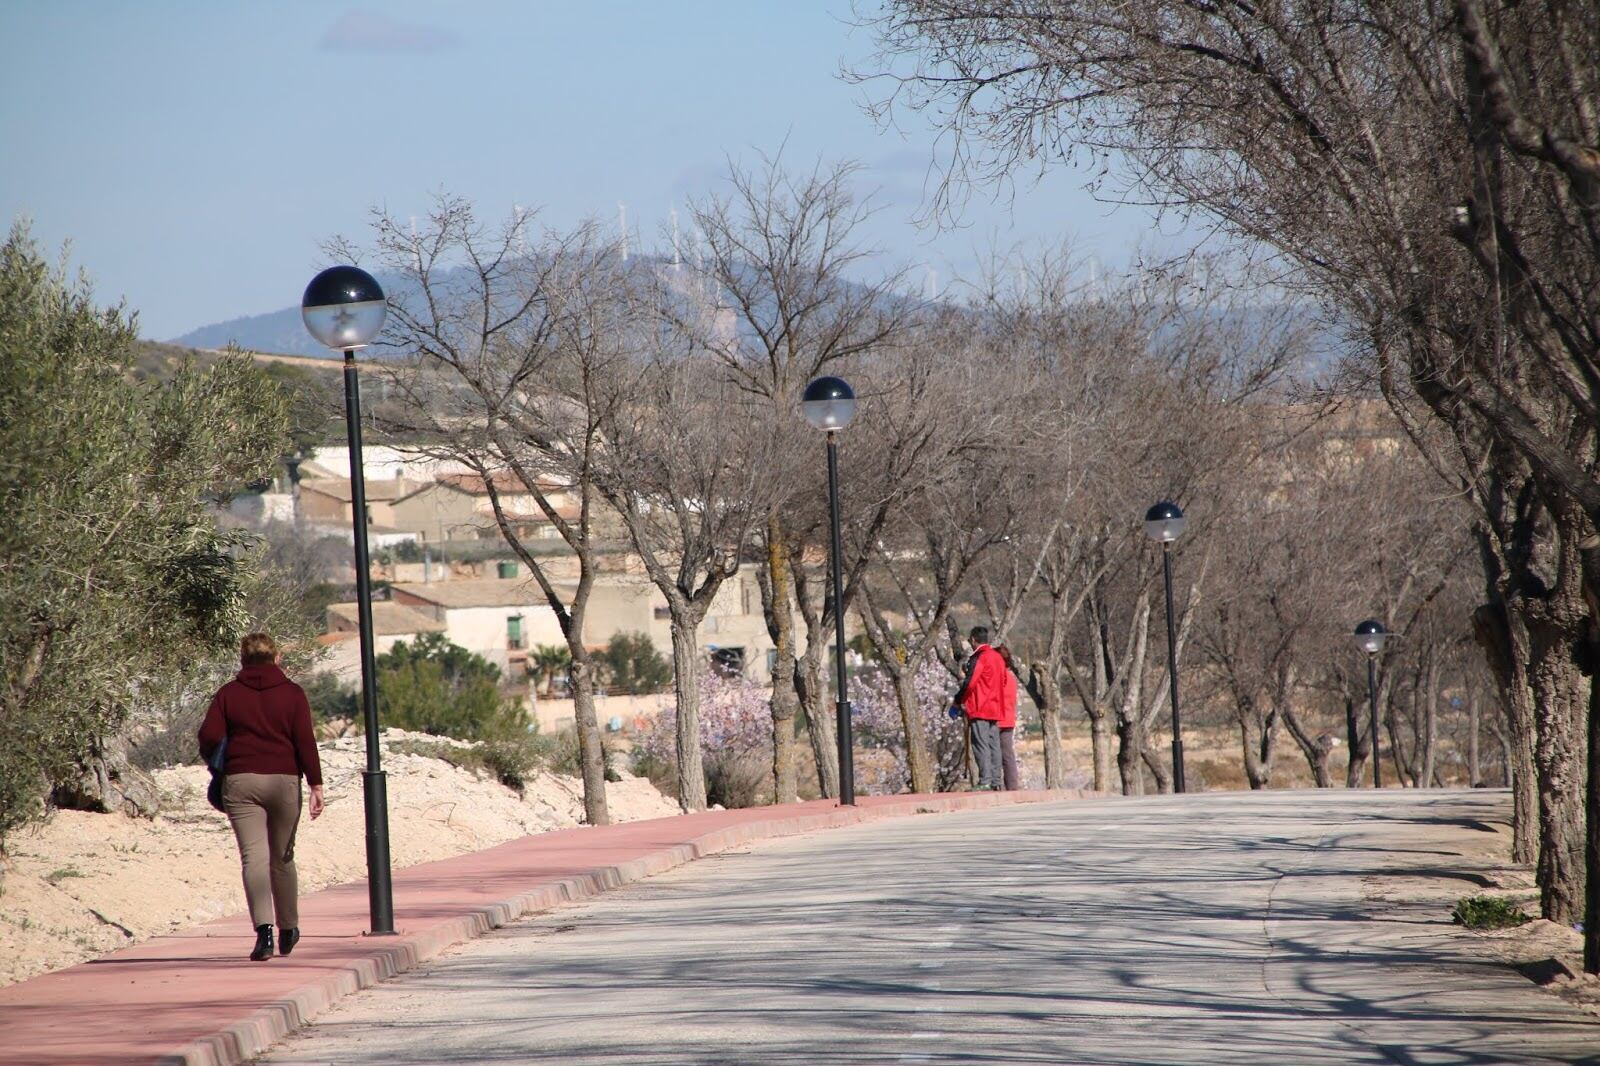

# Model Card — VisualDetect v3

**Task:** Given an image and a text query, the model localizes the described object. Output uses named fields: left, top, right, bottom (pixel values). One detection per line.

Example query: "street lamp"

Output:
left=302, top=265, right=395, bottom=935
left=1143, top=501, right=1187, bottom=793
left=1353, top=619, right=1388, bottom=789
left=803, top=375, right=858, bottom=806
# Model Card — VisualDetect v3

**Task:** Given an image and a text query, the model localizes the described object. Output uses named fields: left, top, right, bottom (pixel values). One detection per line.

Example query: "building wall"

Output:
left=316, top=634, right=412, bottom=687
left=389, top=483, right=484, bottom=543
left=431, top=603, right=564, bottom=676
left=622, top=566, right=785, bottom=683
left=298, top=488, right=350, bottom=526
left=304, top=445, right=472, bottom=484
left=298, top=488, right=400, bottom=529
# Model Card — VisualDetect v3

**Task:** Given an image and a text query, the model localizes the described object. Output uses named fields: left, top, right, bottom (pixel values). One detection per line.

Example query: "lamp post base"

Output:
left=363, top=770, right=395, bottom=935
left=836, top=699, right=856, bottom=806
left=1171, top=737, right=1186, bottom=794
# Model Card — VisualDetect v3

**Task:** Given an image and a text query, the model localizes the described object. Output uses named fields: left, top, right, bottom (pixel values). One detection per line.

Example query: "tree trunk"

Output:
left=52, top=740, right=161, bottom=818
left=1087, top=705, right=1113, bottom=792
left=669, top=618, right=708, bottom=812
left=1116, top=713, right=1143, bottom=796
left=1586, top=664, right=1600, bottom=974
left=893, top=665, right=935, bottom=794
left=791, top=564, right=841, bottom=799
left=1238, top=704, right=1276, bottom=790
left=1345, top=697, right=1370, bottom=788
left=1467, top=690, right=1483, bottom=787
left=1525, top=614, right=1588, bottom=923
left=1141, top=743, right=1171, bottom=794
left=761, top=530, right=801, bottom=804
left=1386, top=700, right=1416, bottom=788
left=1032, top=663, right=1066, bottom=789
left=1475, top=602, right=1541, bottom=864
left=1282, top=704, right=1332, bottom=787
left=796, top=639, right=839, bottom=797
left=568, top=654, right=610, bottom=826
left=1420, top=651, right=1439, bottom=787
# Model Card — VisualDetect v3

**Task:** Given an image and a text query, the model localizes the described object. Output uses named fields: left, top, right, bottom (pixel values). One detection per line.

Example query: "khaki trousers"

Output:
left=223, top=773, right=301, bottom=929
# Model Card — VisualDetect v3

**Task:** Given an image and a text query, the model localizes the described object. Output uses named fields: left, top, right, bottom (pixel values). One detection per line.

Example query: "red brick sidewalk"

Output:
left=0, top=789, right=1093, bottom=1065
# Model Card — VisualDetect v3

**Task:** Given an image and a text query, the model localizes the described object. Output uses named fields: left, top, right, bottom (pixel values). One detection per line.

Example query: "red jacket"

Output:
left=198, top=664, right=323, bottom=786
left=999, top=666, right=1019, bottom=730
left=959, top=645, right=1007, bottom=722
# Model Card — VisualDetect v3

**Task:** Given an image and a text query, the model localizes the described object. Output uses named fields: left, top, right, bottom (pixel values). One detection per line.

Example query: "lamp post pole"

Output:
left=826, top=430, right=855, bottom=806
left=1367, top=652, right=1381, bottom=790
left=803, top=376, right=859, bottom=806
left=1143, top=501, right=1186, bottom=793
left=341, top=348, right=394, bottom=934
left=1353, top=619, right=1388, bottom=791
left=1160, top=541, right=1186, bottom=794
left=304, top=265, right=395, bottom=935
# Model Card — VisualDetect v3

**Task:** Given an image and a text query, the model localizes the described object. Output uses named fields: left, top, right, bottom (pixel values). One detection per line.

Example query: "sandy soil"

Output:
left=0, top=730, right=678, bottom=988
left=1356, top=798, right=1598, bottom=1018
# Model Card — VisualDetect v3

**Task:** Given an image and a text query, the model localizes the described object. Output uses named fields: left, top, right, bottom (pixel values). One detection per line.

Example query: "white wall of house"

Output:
left=436, top=603, right=563, bottom=674
left=303, top=445, right=472, bottom=484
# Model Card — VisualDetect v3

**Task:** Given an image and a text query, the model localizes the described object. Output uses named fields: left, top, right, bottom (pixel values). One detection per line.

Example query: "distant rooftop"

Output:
left=326, top=601, right=447, bottom=635
left=434, top=472, right=571, bottom=495
left=391, top=578, right=557, bottom=610
left=299, top=477, right=411, bottom=503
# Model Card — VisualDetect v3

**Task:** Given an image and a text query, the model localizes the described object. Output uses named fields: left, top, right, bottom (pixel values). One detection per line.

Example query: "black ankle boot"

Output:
left=278, top=927, right=300, bottom=956
left=250, top=924, right=274, bottom=961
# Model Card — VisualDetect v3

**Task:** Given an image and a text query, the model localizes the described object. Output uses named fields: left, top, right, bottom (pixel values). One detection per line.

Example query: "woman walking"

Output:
left=198, top=633, right=324, bottom=961
left=996, top=645, right=1022, bottom=790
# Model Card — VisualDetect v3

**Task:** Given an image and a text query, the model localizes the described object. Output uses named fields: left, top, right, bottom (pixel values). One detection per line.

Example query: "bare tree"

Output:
left=588, top=273, right=779, bottom=811
left=345, top=199, right=620, bottom=826
left=679, top=155, right=916, bottom=801
left=855, top=0, right=1597, bottom=955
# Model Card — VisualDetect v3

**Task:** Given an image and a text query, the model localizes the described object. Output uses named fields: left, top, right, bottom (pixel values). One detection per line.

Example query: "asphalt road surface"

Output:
left=259, top=791, right=1598, bottom=1065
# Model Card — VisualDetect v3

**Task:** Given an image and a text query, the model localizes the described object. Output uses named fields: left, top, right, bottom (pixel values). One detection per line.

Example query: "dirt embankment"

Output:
left=0, top=730, right=679, bottom=988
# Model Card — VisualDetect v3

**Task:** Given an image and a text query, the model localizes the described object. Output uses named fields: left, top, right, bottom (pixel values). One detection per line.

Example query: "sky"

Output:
left=0, top=2, right=1180, bottom=341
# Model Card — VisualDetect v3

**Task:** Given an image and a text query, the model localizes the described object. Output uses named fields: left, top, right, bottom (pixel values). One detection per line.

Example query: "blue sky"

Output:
left=0, top=2, right=1177, bottom=340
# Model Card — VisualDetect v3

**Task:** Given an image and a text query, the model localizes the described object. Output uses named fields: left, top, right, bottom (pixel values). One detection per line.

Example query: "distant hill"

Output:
left=169, top=259, right=1340, bottom=383
left=170, top=304, right=342, bottom=359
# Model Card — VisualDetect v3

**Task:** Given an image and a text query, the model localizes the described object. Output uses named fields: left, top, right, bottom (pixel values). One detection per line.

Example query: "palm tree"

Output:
left=531, top=644, right=572, bottom=697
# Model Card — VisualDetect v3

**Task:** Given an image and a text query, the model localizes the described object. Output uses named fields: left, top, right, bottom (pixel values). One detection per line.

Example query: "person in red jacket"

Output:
left=953, top=626, right=1006, bottom=790
left=198, top=633, right=324, bottom=961
left=996, top=645, right=1022, bottom=790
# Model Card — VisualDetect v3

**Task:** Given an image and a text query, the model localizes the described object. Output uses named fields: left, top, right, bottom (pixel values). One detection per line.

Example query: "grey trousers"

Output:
left=223, top=773, right=302, bottom=929
left=970, top=719, right=1002, bottom=789
left=1000, top=727, right=1020, bottom=790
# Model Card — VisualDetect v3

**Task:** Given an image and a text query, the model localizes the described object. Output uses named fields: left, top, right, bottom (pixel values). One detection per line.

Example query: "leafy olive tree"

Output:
left=0, top=223, right=290, bottom=842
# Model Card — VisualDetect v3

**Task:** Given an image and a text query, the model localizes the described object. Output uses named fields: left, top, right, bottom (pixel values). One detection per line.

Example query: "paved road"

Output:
left=259, top=791, right=1597, bottom=1064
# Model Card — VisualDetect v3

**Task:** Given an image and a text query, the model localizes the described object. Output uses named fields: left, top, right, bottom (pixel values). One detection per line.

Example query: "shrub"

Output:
left=388, top=735, right=538, bottom=794
left=706, top=751, right=769, bottom=809
left=851, top=656, right=965, bottom=793
left=1452, top=895, right=1531, bottom=930
left=303, top=671, right=357, bottom=724
left=635, top=670, right=772, bottom=807
left=371, top=634, right=526, bottom=741
left=597, top=632, right=672, bottom=694
left=476, top=736, right=538, bottom=792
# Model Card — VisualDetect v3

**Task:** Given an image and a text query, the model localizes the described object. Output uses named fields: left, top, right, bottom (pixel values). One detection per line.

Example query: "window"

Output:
left=507, top=615, right=524, bottom=650
left=710, top=646, right=745, bottom=676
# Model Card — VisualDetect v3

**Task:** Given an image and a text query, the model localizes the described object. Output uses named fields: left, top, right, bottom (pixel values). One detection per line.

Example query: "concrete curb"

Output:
left=158, top=789, right=1093, bottom=1065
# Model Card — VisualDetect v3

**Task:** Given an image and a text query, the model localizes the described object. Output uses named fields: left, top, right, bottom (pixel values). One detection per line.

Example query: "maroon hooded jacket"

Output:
left=197, top=664, right=323, bottom=786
